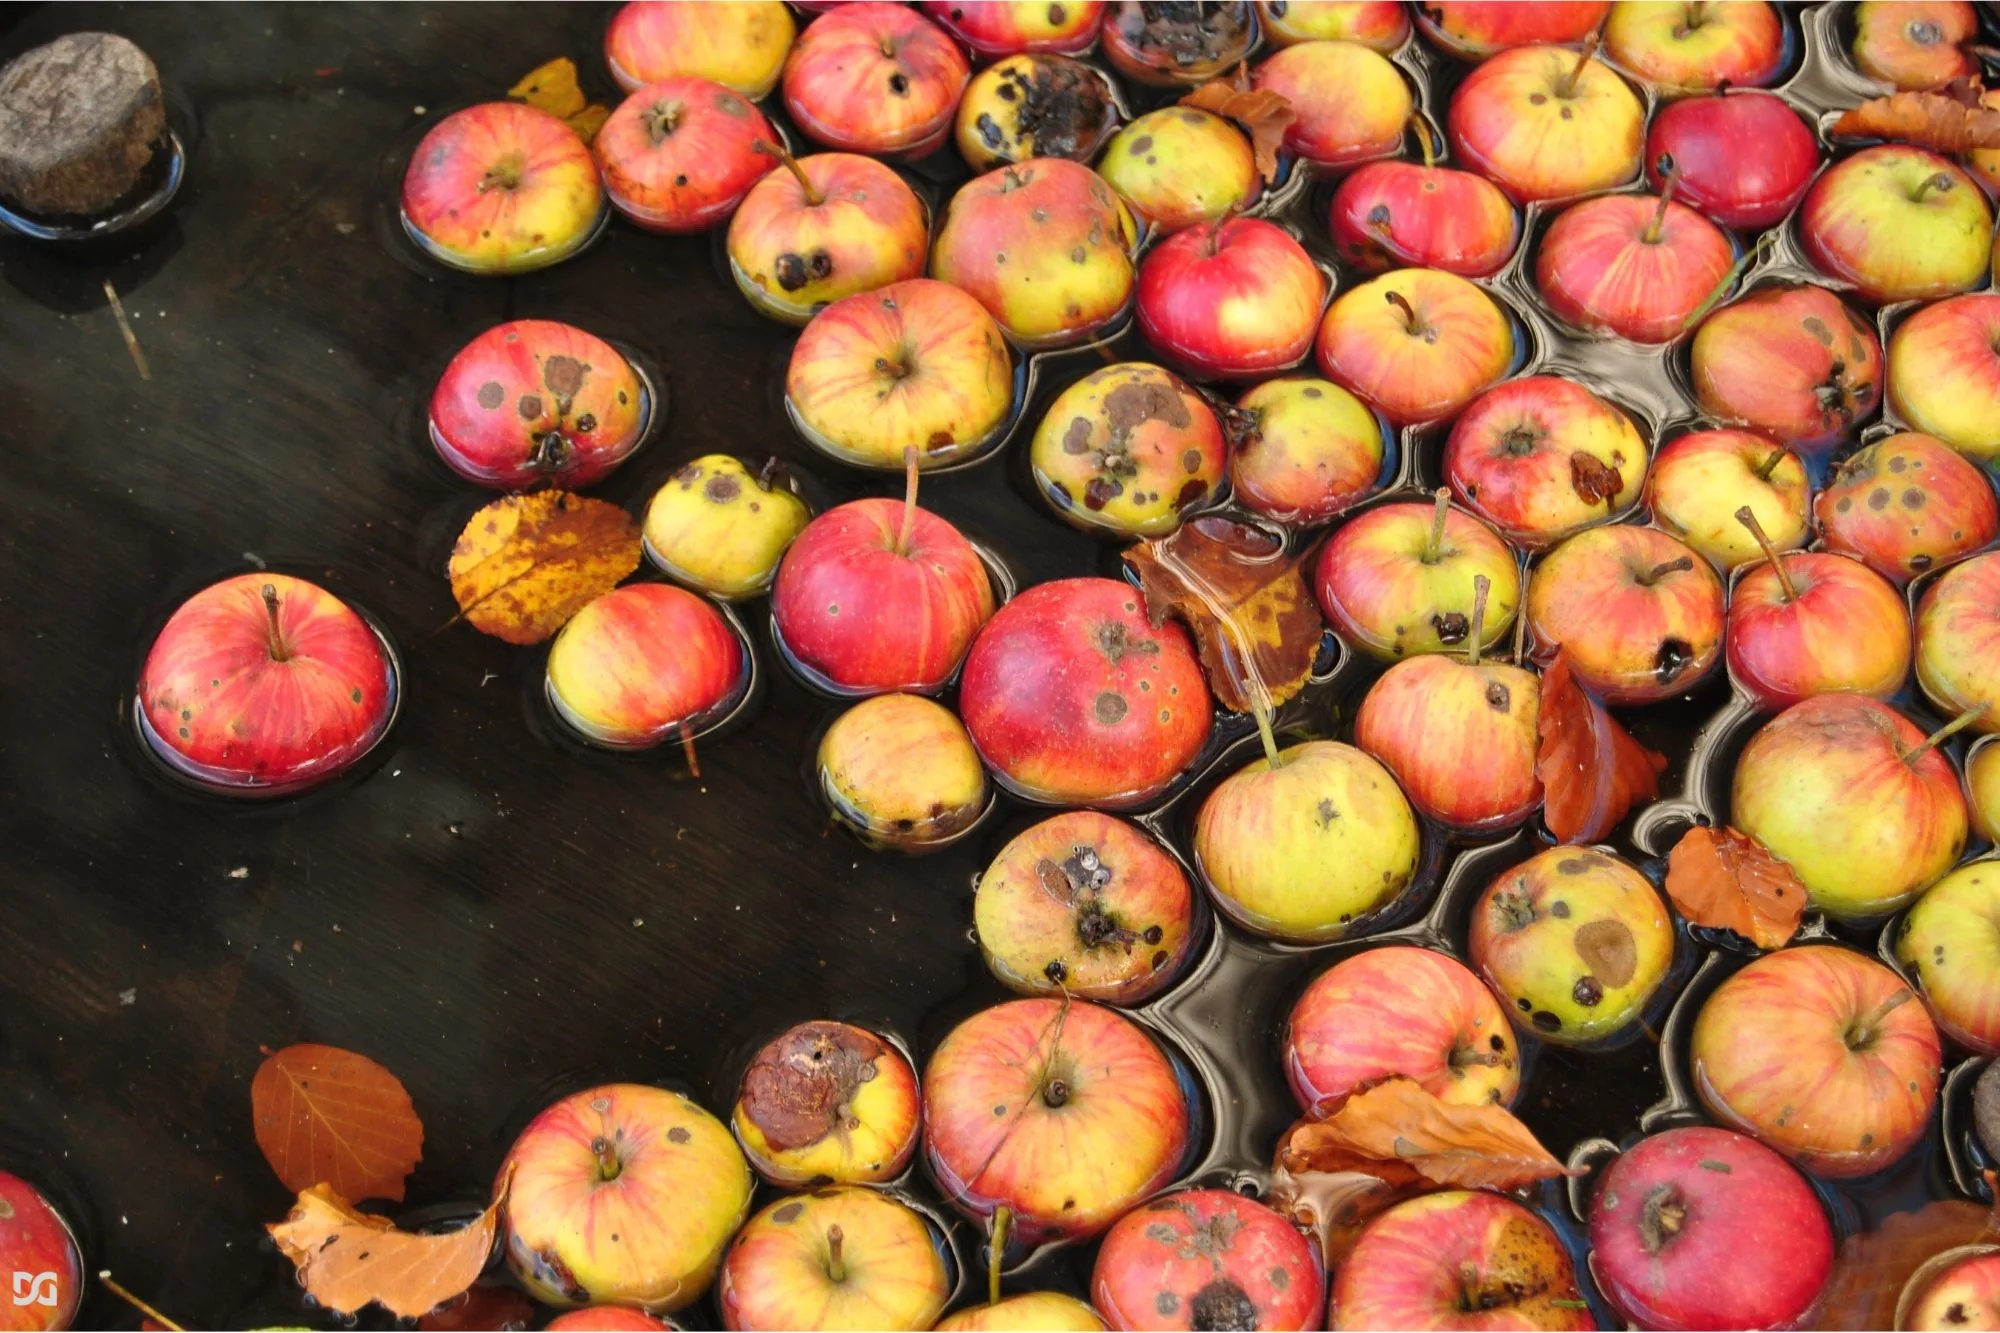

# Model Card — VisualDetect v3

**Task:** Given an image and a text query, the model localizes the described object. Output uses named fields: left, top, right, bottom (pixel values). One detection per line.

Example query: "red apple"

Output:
left=717, top=1187, right=952, bottom=1332
left=1689, top=282, right=1882, bottom=450
left=1604, top=0, right=1787, bottom=92
left=1890, top=293, right=2000, bottom=468
left=594, top=79, right=776, bottom=234
left=1902, top=1248, right=2000, bottom=1331
left=1526, top=524, right=1725, bottom=704
left=1314, top=491, right=1521, bottom=662
left=1314, top=268, right=1516, bottom=428
left=0, top=1171, right=82, bottom=1333
left=1853, top=0, right=1979, bottom=90
left=1816, top=431, right=2000, bottom=584
left=1727, top=544, right=1912, bottom=711
left=732, top=1022, right=923, bottom=1187
left=1101, top=1, right=1256, bottom=86
left=784, top=4, right=970, bottom=157
left=1799, top=146, right=1992, bottom=305
left=1251, top=39, right=1412, bottom=167
left=1534, top=182, right=1735, bottom=344
left=1645, top=91, right=1820, bottom=231
left=1136, top=217, right=1326, bottom=380
left=1417, top=1, right=1610, bottom=57
left=1443, top=375, right=1648, bottom=549
left=1227, top=377, right=1386, bottom=525
left=605, top=1, right=797, bottom=99
left=546, top=583, right=745, bottom=749
left=1028, top=362, right=1226, bottom=538
left=726, top=148, right=930, bottom=326
left=1329, top=126, right=1521, bottom=279
left=1898, top=863, right=2000, bottom=1056
left=1258, top=1, right=1411, bottom=51
left=138, top=572, right=396, bottom=794
left=923, top=0, right=1108, bottom=55
left=1644, top=428, right=1809, bottom=572
left=546, top=1309, right=675, bottom=1332
left=1447, top=42, right=1645, bottom=204
left=1091, top=1190, right=1326, bottom=1331
left=1918, top=551, right=2000, bottom=733
left=401, top=102, right=603, bottom=275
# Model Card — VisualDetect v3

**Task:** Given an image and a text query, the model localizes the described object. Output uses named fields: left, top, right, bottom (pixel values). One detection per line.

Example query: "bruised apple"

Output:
left=1028, top=363, right=1225, bottom=539
left=1091, top=1190, right=1325, bottom=1331
left=956, top=54, right=1118, bottom=173
left=1689, top=283, right=1882, bottom=451
left=1314, top=491, right=1521, bottom=663
left=1814, top=432, right=1999, bottom=585
left=643, top=455, right=811, bottom=601
left=732, top=1021, right=922, bottom=1186
left=726, top=148, right=929, bottom=326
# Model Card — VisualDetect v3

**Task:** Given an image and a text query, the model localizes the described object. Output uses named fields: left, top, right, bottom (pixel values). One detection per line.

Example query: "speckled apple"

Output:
left=1815, top=432, right=1999, bottom=585
left=783, top=4, right=970, bottom=157
left=1443, top=375, right=1648, bottom=548
left=1527, top=524, right=1725, bottom=704
left=1098, top=107, right=1258, bottom=235
left=1690, top=282, right=1882, bottom=450
left=1228, top=377, right=1384, bottom=525
left=644, top=456, right=811, bottom=600
left=401, top=102, right=603, bottom=275
left=1101, top=0, right=1255, bottom=85
left=726, top=150, right=929, bottom=326
left=594, top=78, right=776, bottom=234
left=1092, top=1190, right=1326, bottom=1332
left=1029, top=362, right=1225, bottom=538
left=1448, top=42, right=1644, bottom=203
left=430, top=320, right=647, bottom=489
left=1314, top=493, right=1521, bottom=661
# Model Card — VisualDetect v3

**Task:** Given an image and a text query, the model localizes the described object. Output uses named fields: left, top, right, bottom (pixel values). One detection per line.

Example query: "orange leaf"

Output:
left=1281, top=1076, right=1575, bottom=1192
left=447, top=491, right=642, bottom=646
left=1270, top=1118, right=1430, bottom=1265
left=508, top=57, right=610, bottom=145
left=1813, top=1193, right=2000, bottom=1330
left=252, top=1044, right=424, bottom=1203
left=1535, top=649, right=1667, bottom=844
left=1832, top=81, right=2000, bottom=153
left=1664, top=824, right=1805, bottom=950
left=267, top=1175, right=508, bottom=1320
left=1123, top=515, right=1324, bottom=715
left=1180, top=80, right=1296, bottom=183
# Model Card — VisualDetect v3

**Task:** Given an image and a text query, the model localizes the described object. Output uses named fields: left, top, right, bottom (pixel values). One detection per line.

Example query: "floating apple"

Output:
left=726, top=145, right=929, bottom=326
left=1228, top=377, right=1385, bottom=525
left=1314, top=490, right=1521, bottom=661
left=1448, top=40, right=1644, bottom=204
left=938, top=1294, right=1107, bottom=1331
left=605, top=1, right=797, bottom=98
left=1605, top=0, right=1787, bottom=91
left=1890, top=294, right=2000, bottom=468
left=717, top=1186, right=952, bottom=1332
left=1903, top=1248, right=2000, bottom=1331
left=546, top=1308, right=674, bottom=1332
left=819, top=693, right=989, bottom=850
left=401, top=102, right=603, bottom=275
left=1328, top=119, right=1521, bottom=278
left=1646, top=90, right=1819, bottom=231
left=1534, top=174, right=1735, bottom=344
left=546, top=583, right=744, bottom=749
left=1097, top=107, right=1258, bottom=235
left=1852, top=0, right=1979, bottom=89
left=1799, top=146, right=1991, bottom=305
left=1727, top=527, right=1912, bottom=711
left=1417, top=1, right=1610, bottom=57
left=1136, top=218, right=1326, bottom=380
left=1028, top=362, right=1225, bottom=538
left=1816, top=431, right=1999, bottom=584
left=1689, top=282, right=1882, bottom=450
left=594, top=78, right=776, bottom=234
left=924, top=0, right=1108, bottom=55
left=1443, top=375, right=1648, bottom=549
left=1918, top=551, right=2000, bottom=733
left=643, top=455, right=811, bottom=600
left=1252, top=38, right=1412, bottom=167
left=784, top=4, right=970, bottom=157
left=956, top=54, right=1118, bottom=173
left=1258, top=0, right=1410, bottom=50
left=1101, top=0, right=1255, bottom=85
left=1314, top=268, right=1516, bottom=428
left=1971, top=738, right=2000, bottom=842
left=1092, top=1190, right=1325, bottom=1331
left=138, top=573, right=396, bottom=794
left=1644, top=428, right=1808, bottom=572
left=0, top=1171, right=82, bottom=1333
left=1898, top=863, right=2000, bottom=1056
left=732, top=1021, right=922, bottom=1186
left=1527, top=524, right=1724, bottom=704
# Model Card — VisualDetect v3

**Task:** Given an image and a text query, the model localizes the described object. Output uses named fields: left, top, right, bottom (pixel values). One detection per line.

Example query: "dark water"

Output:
left=0, top=2, right=1990, bottom=1328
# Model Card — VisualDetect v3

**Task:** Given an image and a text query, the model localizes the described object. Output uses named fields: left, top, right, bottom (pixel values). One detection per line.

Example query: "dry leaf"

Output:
left=508, top=57, right=610, bottom=145
left=1536, top=649, right=1667, bottom=845
left=251, top=1044, right=424, bottom=1203
left=1270, top=1119, right=1430, bottom=1265
left=447, top=491, right=641, bottom=646
left=1124, top=515, right=1324, bottom=715
left=1181, top=79, right=1296, bottom=183
left=1282, top=1076, right=1574, bottom=1192
left=1813, top=1192, right=2000, bottom=1330
left=268, top=1176, right=508, bottom=1320
left=1832, top=82, right=2000, bottom=153
left=1664, top=824, right=1805, bottom=950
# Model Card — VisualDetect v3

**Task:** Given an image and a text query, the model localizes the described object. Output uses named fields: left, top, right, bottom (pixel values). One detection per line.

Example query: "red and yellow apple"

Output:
left=1448, top=42, right=1644, bottom=203
left=0, top=1171, right=82, bottom=1333
left=1092, top=1190, right=1325, bottom=1332
left=733, top=1021, right=922, bottom=1186
left=1890, top=293, right=2000, bottom=467
left=1252, top=38, right=1412, bottom=167
left=594, top=79, right=777, bottom=234
left=956, top=54, right=1118, bottom=172
left=1418, top=1, right=1608, bottom=55
left=430, top=320, right=647, bottom=489
left=783, top=4, right=970, bottom=157
left=1329, top=135, right=1521, bottom=278
left=1534, top=187, right=1735, bottom=344
left=1728, top=548, right=1912, bottom=710
left=1902, top=1248, right=2000, bottom=1331
left=547, top=584, right=745, bottom=749
left=717, top=1186, right=952, bottom=1331
left=1098, top=107, right=1258, bottom=235
left=643, top=455, right=811, bottom=600
left=1898, top=864, right=2000, bottom=1056
left=1815, top=431, right=1999, bottom=584
left=923, top=0, right=1108, bottom=55
left=1690, top=282, right=1882, bottom=450
left=1644, top=428, right=1808, bottom=571
left=1526, top=524, right=1725, bottom=704
left=1799, top=146, right=1991, bottom=305
left=818, top=693, right=989, bottom=850
left=1918, top=551, right=2000, bottom=733
left=1314, top=268, right=1516, bottom=428
left=1604, top=0, right=1787, bottom=91
left=1028, top=362, right=1225, bottom=538
left=1971, top=737, right=2000, bottom=842
left=1443, top=375, right=1647, bottom=548
left=1136, top=217, right=1326, bottom=380
left=726, top=149, right=929, bottom=326
left=1258, top=0, right=1410, bottom=49
left=605, top=1, right=797, bottom=98
left=1853, top=0, right=1979, bottom=89
left=1228, top=377, right=1385, bottom=524
left=401, top=102, right=603, bottom=274
left=1314, top=492, right=1521, bottom=661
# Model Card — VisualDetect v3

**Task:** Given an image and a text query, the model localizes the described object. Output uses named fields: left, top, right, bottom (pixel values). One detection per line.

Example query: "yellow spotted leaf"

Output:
left=447, top=491, right=641, bottom=645
left=508, top=57, right=610, bottom=144
left=267, top=1172, right=509, bottom=1319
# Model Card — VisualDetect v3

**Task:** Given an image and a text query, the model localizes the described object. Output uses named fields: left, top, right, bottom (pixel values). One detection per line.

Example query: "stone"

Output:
left=0, top=32, right=165, bottom=216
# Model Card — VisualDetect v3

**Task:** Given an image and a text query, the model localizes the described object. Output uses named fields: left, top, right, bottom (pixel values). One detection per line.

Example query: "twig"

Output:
left=102, top=279, right=151, bottom=381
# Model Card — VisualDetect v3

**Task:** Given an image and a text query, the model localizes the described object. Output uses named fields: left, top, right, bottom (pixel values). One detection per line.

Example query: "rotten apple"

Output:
left=783, top=4, right=970, bottom=157
left=1442, top=374, right=1648, bottom=549
left=1525, top=523, right=1725, bottom=705
left=401, top=102, right=603, bottom=275
left=818, top=693, right=989, bottom=850
left=1447, top=40, right=1645, bottom=204
left=1314, top=490, right=1521, bottom=662
left=732, top=1021, right=922, bottom=1187
left=1091, top=1190, right=1326, bottom=1331
left=1314, top=268, right=1516, bottom=428
left=1853, top=0, right=1979, bottom=90
left=1816, top=431, right=2000, bottom=585
left=1136, top=217, right=1326, bottom=381
left=956, top=53, right=1118, bottom=173
left=1227, top=376, right=1385, bottom=525
left=717, top=1186, right=952, bottom=1332
left=643, top=455, right=812, bottom=601
left=546, top=583, right=745, bottom=750
left=1101, top=1, right=1255, bottom=86
left=726, top=146, right=929, bottom=327
left=594, top=79, right=777, bottom=234
left=1689, top=282, right=1882, bottom=450
left=1643, top=428, right=1808, bottom=572
left=605, top=1, right=797, bottom=99
left=1028, top=362, right=1225, bottom=538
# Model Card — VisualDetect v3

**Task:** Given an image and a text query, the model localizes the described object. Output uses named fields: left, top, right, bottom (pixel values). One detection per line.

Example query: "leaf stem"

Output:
left=1253, top=702, right=1284, bottom=770
left=1734, top=506, right=1797, bottom=603
left=989, top=1205, right=1011, bottom=1305
left=1466, top=574, right=1489, bottom=668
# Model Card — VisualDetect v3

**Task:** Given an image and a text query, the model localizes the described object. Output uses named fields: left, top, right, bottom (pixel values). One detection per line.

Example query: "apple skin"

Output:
left=923, top=0, right=1108, bottom=55
left=1091, top=1189, right=1326, bottom=1332
left=546, top=1309, right=675, bottom=1332
left=1890, top=294, right=2000, bottom=468
left=932, top=159, right=1139, bottom=350
left=1728, top=551, right=1912, bottom=711
left=546, top=584, right=744, bottom=749
left=1258, top=1, right=1410, bottom=50
left=644, top=456, right=811, bottom=601
left=401, top=102, right=603, bottom=275
left=1853, top=0, right=1978, bottom=90
left=1314, top=268, right=1516, bottom=428
left=1919, top=552, right=2000, bottom=734
left=595, top=79, right=776, bottom=234
left=0, top=1171, right=82, bottom=1333
left=1799, top=146, right=1992, bottom=305
left=959, top=577, right=1213, bottom=807
left=727, top=153, right=929, bottom=327
left=787, top=278, right=1015, bottom=471
left=974, top=810, right=1199, bottom=1005
left=1029, top=362, right=1225, bottom=538
left=1136, top=218, right=1326, bottom=381
left=1898, top=863, right=2000, bottom=1056
left=818, top=693, right=989, bottom=850
left=1603, top=0, right=1788, bottom=92
left=937, top=1294, right=1109, bottom=1331
left=717, top=1186, right=952, bottom=1332
left=1690, top=282, right=1882, bottom=450
left=1285, top=945, right=1521, bottom=1113
left=1443, top=375, right=1648, bottom=549
left=499, top=1083, right=753, bottom=1312
left=771, top=497, right=996, bottom=697
left=605, top=1, right=797, bottom=98
left=1252, top=39, right=1411, bottom=168
left=957, top=54, right=1118, bottom=173
left=1691, top=945, right=1942, bottom=1178
left=1313, top=498, right=1521, bottom=662
left=1448, top=43, right=1644, bottom=204
left=1587, top=1126, right=1833, bottom=1333
left=430, top=320, right=646, bottom=490
left=1903, top=1249, right=2000, bottom=1331
left=923, top=997, right=1190, bottom=1245
left=1229, top=377, right=1384, bottom=525
left=138, top=572, right=395, bottom=793
left=1101, top=1, right=1256, bottom=86
left=1645, top=91, right=1820, bottom=232
left=732, top=1021, right=922, bottom=1187
left=1815, top=432, right=2000, bottom=585
left=1328, top=158, right=1520, bottom=279
left=1098, top=108, right=1258, bottom=236
left=1527, top=525, right=1725, bottom=705
left=1417, top=1, right=1610, bottom=56
left=1193, top=740, right=1422, bottom=945
left=1330, top=1190, right=1592, bottom=1332
left=1534, top=192, right=1735, bottom=344
left=783, top=4, right=970, bottom=157
left=1355, top=651, right=1541, bottom=831
left=1644, top=429, right=1809, bottom=572
left=1971, top=739, right=2000, bottom=842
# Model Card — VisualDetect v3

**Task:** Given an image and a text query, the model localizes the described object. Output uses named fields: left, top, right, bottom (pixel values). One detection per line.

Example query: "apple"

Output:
left=1252, top=38, right=1412, bottom=167
left=1101, top=0, right=1255, bottom=86
left=1732, top=693, right=1970, bottom=920
left=1314, top=268, right=1516, bottom=428
left=1228, top=377, right=1385, bottom=525
left=1890, top=294, right=2000, bottom=468
left=1193, top=739, right=1421, bottom=945
left=726, top=146, right=929, bottom=326
left=1028, top=362, right=1225, bottom=538
left=1098, top=108, right=1258, bottom=236
left=1418, top=2, right=1610, bottom=57
left=1727, top=539, right=1912, bottom=711
left=1587, top=1126, right=1834, bottom=1332
left=1690, top=945, right=1941, bottom=1177
left=938, top=1293, right=1107, bottom=1331
left=1443, top=375, right=1648, bottom=549
left=1644, top=428, right=1808, bottom=572
left=924, top=0, right=1108, bottom=55
left=974, top=809, right=1199, bottom=1005
left=1919, top=551, right=2000, bottom=733
left=923, top=997, right=1190, bottom=1243
left=1689, top=282, right=1882, bottom=450
left=718, top=1186, right=952, bottom=1332
left=1902, top=1249, right=2000, bottom=1331
left=1971, top=737, right=2000, bottom=842
left=1328, top=123, right=1521, bottom=279
left=0, top=1171, right=82, bottom=1333
left=137, top=572, right=395, bottom=794
left=594, top=79, right=776, bottom=234
left=1853, top=0, right=1979, bottom=90
left=1526, top=524, right=1724, bottom=704
left=546, top=1308, right=674, bottom=1332
left=783, top=4, right=970, bottom=157
left=959, top=577, right=1213, bottom=807
left=1898, top=863, right=2000, bottom=1056
left=1259, top=1, right=1410, bottom=50
left=1646, top=90, right=1820, bottom=231
left=499, top=1083, right=753, bottom=1311
left=956, top=54, right=1118, bottom=173
left=1091, top=1190, right=1326, bottom=1331
left=605, top=1, right=797, bottom=98
left=1314, top=490, right=1521, bottom=661
left=1533, top=178, right=1735, bottom=344
left=818, top=693, right=989, bottom=851
left=1604, top=0, right=1787, bottom=91
left=401, top=102, right=603, bottom=275
left=1285, top=944, right=1521, bottom=1113
left=1815, top=431, right=2000, bottom=584
left=932, top=159, right=1139, bottom=350
left=1136, top=217, right=1326, bottom=380
left=732, top=1020, right=922, bottom=1186
left=1799, top=146, right=1992, bottom=305
left=1447, top=41, right=1644, bottom=204
left=643, top=455, right=811, bottom=601
left=545, top=583, right=745, bottom=751
left=429, top=319, right=647, bottom=490
left=1330, top=1190, right=1592, bottom=1331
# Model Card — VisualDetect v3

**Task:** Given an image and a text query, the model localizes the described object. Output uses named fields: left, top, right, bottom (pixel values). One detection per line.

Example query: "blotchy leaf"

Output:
left=1123, top=515, right=1324, bottom=715
left=1180, top=78, right=1296, bottom=182
left=1281, top=1077, right=1574, bottom=1192
left=1813, top=1190, right=2000, bottom=1330
left=447, top=491, right=641, bottom=645
left=1270, top=1119, right=1430, bottom=1265
left=1536, top=650, right=1667, bottom=844
left=1664, top=824, right=1805, bottom=950
left=251, top=1044, right=424, bottom=1203
left=508, top=57, right=610, bottom=145
left=1832, top=80, right=2000, bottom=152
left=267, top=1176, right=508, bottom=1319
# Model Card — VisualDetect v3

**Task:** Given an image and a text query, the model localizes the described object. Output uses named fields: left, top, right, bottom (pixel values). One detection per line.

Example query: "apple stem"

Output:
left=591, top=1134, right=621, bottom=1181
left=678, top=722, right=702, bottom=779
left=260, top=584, right=292, bottom=663
left=1845, top=986, right=1915, bottom=1049
left=1643, top=154, right=1679, bottom=245
left=1466, top=574, right=1490, bottom=668
left=1753, top=448, right=1788, bottom=482
left=1421, top=486, right=1451, bottom=565
left=1556, top=31, right=1602, bottom=99
left=1914, top=171, right=1956, bottom=204
left=1384, top=288, right=1423, bottom=336
left=826, top=1224, right=847, bottom=1283
left=97, top=1273, right=185, bottom=1333
left=1253, top=702, right=1284, bottom=770
left=1734, top=506, right=1798, bottom=603
left=1904, top=703, right=1991, bottom=766
left=1410, top=114, right=1438, bottom=170
left=753, top=138, right=824, bottom=207
left=895, top=445, right=921, bottom=557
left=1639, top=557, right=1694, bottom=587
left=989, top=1205, right=1012, bottom=1305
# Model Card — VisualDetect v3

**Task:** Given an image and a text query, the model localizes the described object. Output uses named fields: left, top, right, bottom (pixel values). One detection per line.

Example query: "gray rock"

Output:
left=1975, top=1059, right=2000, bottom=1165
left=0, top=32, right=165, bottom=216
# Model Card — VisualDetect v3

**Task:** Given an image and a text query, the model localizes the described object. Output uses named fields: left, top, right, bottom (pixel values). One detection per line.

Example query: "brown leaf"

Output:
left=1832, top=82, right=2000, bottom=153
left=1664, top=824, right=1806, bottom=950
left=508, top=57, right=610, bottom=145
left=251, top=1044, right=424, bottom=1203
left=1536, top=649, right=1667, bottom=845
left=1180, top=80, right=1296, bottom=183
left=447, top=491, right=642, bottom=645
left=1282, top=1077, right=1575, bottom=1192
left=1813, top=1191, right=2000, bottom=1330
left=268, top=1176, right=508, bottom=1320
left=1270, top=1119, right=1430, bottom=1265
left=1124, top=515, right=1324, bottom=715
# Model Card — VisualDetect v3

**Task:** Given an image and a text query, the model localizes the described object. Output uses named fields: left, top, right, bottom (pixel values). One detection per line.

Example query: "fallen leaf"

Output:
left=251, top=1044, right=424, bottom=1203
left=1180, top=78, right=1296, bottom=182
left=1270, top=1119, right=1430, bottom=1265
left=508, top=57, right=610, bottom=145
left=447, top=491, right=641, bottom=646
left=1663, top=824, right=1805, bottom=950
left=1123, top=515, right=1324, bottom=715
left=1814, top=1191, right=2000, bottom=1330
left=268, top=1176, right=508, bottom=1320
left=1832, top=81, right=2000, bottom=153
left=1536, top=649, right=1667, bottom=845
left=1281, top=1076, right=1575, bottom=1192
